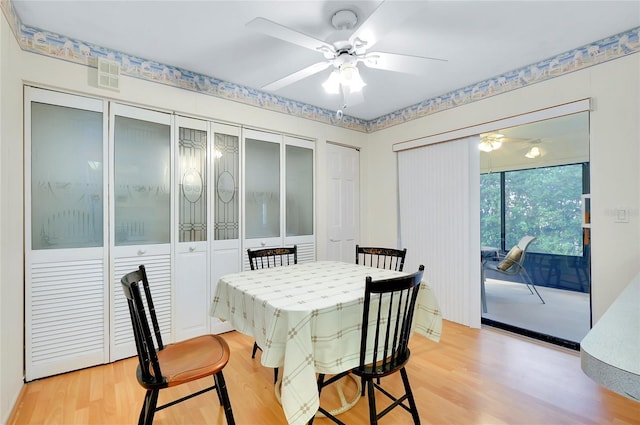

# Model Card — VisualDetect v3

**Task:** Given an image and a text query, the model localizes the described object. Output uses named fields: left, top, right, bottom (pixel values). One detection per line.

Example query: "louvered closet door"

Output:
left=25, top=87, right=109, bottom=381
left=283, top=135, right=316, bottom=263
left=242, top=130, right=316, bottom=269
left=110, top=104, right=173, bottom=361
left=243, top=129, right=284, bottom=269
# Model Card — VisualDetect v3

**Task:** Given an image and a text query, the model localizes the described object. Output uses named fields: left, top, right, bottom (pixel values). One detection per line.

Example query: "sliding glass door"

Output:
left=480, top=112, right=591, bottom=348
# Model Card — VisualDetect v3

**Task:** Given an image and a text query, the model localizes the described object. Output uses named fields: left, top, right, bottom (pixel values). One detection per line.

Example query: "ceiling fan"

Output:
left=480, top=133, right=547, bottom=159
left=246, top=1, right=447, bottom=113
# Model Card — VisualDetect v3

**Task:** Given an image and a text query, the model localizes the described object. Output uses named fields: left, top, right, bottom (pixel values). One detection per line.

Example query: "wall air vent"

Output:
left=97, top=57, right=120, bottom=91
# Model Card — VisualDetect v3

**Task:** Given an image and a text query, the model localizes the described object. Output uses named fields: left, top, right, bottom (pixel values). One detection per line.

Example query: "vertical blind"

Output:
left=398, top=136, right=481, bottom=327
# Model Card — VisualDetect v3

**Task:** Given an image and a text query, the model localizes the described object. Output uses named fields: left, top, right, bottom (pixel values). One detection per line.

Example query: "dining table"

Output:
left=210, top=260, right=442, bottom=425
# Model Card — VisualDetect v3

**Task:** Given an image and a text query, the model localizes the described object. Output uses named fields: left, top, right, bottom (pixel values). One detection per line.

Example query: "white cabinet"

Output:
left=24, top=87, right=109, bottom=381
left=243, top=129, right=315, bottom=269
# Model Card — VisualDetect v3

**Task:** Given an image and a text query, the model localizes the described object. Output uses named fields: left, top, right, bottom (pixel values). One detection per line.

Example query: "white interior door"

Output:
left=327, top=143, right=359, bottom=263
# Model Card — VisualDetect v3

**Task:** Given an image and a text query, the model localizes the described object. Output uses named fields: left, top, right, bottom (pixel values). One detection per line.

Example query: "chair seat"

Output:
left=141, top=334, right=230, bottom=388
left=483, top=261, right=504, bottom=273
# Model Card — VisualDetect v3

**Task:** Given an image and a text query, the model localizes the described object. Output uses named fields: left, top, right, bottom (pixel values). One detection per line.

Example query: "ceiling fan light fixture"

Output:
left=322, top=70, right=341, bottom=94
left=525, top=146, right=541, bottom=158
left=479, top=139, right=502, bottom=152
left=479, top=133, right=504, bottom=152
left=339, top=64, right=366, bottom=92
left=479, top=141, right=494, bottom=152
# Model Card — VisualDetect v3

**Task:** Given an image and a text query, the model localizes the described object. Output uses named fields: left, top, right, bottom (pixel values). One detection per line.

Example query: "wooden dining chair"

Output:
left=120, top=265, right=235, bottom=425
left=310, top=265, right=425, bottom=425
left=246, top=245, right=297, bottom=383
left=356, top=245, right=407, bottom=271
left=247, top=245, right=298, bottom=270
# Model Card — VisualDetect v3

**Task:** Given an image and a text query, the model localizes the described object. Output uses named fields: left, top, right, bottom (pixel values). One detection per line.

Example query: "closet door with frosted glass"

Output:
left=243, top=129, right=315, bottom=269
left=174, top=116, right=210, bottom=340
left=210, top=123, right=240, bottom=333
left=284, top=136, right=315, bottom=262
left=25, top=87, right=108, bottom=381
left=243, top=129, right=283, bottom=269
left=110, top=104, right=173, bottom=361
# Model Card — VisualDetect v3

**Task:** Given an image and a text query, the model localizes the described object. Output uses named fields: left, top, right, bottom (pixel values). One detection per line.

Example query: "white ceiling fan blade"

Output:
left=262, top=61, right=332, bottom=91
left=247, top=17, right=335, bottom=55
left=362, top=51, right=447, bottom=75
left=349, top=1, right=427, bottom=51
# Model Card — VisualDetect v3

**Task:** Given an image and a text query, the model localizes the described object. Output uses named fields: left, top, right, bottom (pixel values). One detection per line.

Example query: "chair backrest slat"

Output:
left=120, top=265, right=165, bottom=385
left=358, top=265, right=424, bottom=377
left=247, top=245, right=297, bottom=270
left=356, top=245, right=407, bottom=271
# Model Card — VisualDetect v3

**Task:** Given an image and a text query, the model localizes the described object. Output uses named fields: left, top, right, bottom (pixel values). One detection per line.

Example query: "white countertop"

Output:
left=580, top=272, right=640, bottom=401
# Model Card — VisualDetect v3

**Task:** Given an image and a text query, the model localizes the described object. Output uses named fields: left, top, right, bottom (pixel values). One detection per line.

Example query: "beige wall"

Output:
left=364, top=53, right=640, bottom=326
left=0, top=12, right=26, bottom=424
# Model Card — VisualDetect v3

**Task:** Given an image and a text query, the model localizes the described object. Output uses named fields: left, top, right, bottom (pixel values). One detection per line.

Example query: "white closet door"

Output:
left=109, top=104, right=173, bottom=361
left=283, top=135, right=316, bottom=263
left=174, top=116, right=210, bottom=341
left=242, top=129, right=283, bottom=269
left=210, top=122, right=241, bottom=334
left=242, top=129, right=316, bottom=269
left=25, top=87, right=109, bottom=381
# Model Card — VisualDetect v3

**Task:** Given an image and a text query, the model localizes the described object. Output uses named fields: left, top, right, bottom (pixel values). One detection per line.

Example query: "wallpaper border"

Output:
left=2, top=0, right=638, bottom=133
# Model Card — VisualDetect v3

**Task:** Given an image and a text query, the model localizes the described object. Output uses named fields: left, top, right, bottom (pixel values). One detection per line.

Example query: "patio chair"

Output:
left=483, top=235, right=545, bottom=304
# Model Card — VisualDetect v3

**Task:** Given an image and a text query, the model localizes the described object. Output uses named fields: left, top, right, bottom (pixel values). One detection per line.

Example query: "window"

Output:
left=481, top=163, right=586, bottom=256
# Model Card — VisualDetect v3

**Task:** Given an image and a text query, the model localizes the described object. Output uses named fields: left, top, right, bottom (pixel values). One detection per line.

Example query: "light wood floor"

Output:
left=8, top=320, right=639, bottom=425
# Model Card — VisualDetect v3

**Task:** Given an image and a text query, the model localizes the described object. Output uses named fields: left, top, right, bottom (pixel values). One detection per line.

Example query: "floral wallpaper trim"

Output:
left=2, top=0, right=638, bottom=134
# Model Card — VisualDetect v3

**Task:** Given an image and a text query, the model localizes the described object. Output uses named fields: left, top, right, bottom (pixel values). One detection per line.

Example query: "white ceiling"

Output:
left=11, top=0, right=640, bottom=121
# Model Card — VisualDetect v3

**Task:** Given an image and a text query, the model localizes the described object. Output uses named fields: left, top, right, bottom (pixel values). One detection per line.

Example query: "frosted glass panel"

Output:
left=31, top=102, right=104, bottom=250
left=245, top=138, right=280, bottom=239
left=286, top=145, right=313, bottom=236
left=214, top=133, right=239, bottom=240
left=178, top=127, right=207, bottom=242
left=114, top=116, right=170, bottom=245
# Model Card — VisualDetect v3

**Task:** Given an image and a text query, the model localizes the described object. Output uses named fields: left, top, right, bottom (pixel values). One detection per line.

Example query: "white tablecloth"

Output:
left=210, top=261, right=442, bottom=425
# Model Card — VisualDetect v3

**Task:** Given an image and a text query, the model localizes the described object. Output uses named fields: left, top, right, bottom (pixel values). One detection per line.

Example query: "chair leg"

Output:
left=139, top=389, right=159, bottom=425
left=400, top=367, right=421, bottom=424
left=252, top=341, right=259, bottom=358
left=521, top=268, right=545, bottom=304
left=214, top=372, right=236, bottom=425
left=213, top=375, right=224, bottom=405
left=366, top=378, right=378, bottom=425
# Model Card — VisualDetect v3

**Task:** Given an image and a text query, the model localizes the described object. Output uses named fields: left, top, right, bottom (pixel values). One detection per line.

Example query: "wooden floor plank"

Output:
left=8, top=320, right=639, bottom=424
